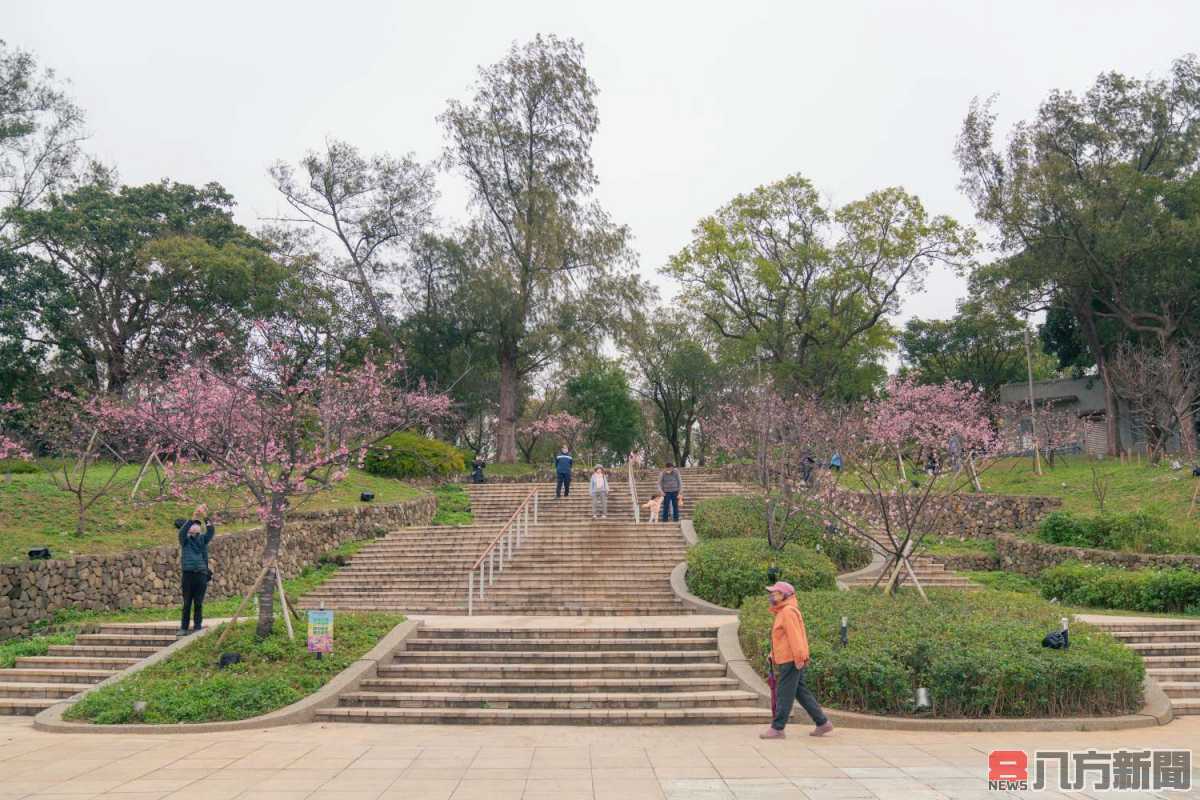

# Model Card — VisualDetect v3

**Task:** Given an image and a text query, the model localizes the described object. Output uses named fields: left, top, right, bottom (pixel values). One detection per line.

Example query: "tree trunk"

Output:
left=1076, top=302, right=1122, bottom=456
left=1179, top=406, right=1198, bottom=458
left=256, top=496, right=286, bottom=638
left=496, top=348, right=519, bottom=463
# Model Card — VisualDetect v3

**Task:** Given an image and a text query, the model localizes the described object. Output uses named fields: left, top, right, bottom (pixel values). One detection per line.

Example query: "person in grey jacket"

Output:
left=178, top=503, right=216, bottom=636
left=657, top=463, right=682, bottom=522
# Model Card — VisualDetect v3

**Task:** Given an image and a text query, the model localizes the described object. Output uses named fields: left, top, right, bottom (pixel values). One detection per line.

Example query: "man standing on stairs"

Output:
left=555, top=445, right=574, bottom=498
left=761, top=581, right=833, bottom=739
left=657, top=462, right=682, bottom=522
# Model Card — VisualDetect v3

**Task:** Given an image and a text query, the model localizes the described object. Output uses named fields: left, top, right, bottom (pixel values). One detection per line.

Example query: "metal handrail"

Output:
left=627, top=460, right=641, bottom=523
left=466, top=486, right=539, bottom=615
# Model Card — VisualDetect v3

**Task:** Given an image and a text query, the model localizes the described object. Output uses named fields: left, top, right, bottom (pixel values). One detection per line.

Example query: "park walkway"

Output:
left=1, top=713, right=1198, bottom=799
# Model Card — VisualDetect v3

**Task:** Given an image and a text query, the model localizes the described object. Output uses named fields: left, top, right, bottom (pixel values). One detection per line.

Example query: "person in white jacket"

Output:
left=589, top=466, right=609, bottom=519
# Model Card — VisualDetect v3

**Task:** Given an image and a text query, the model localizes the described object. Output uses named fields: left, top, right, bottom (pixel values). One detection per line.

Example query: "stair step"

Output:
left=378, top=663, right=727, bottom=679
left=0, top=668, right=112, bottom=684
left=74, top=633, right=177, bottom=646
left=359, top=677, right=741, bottom=693
left=419, top=628, right=717, bottom=639
left=406, top=637, right=715, bottom=652
left=0, top=698, right=57, bottom=716
left=392, top=650, right=719, bottom=664
left=46, top=645, right=160, bottom=658
left=0, top=681, right=93, bottom=698
left=14, top=656, right=139, bottom=670
left=337, top=690, right=759, bottom=709
left=316, top=706, right=768, bottom=724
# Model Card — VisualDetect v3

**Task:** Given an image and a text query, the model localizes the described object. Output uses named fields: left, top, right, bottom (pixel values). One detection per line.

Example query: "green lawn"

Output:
left=431, top=484, right=473, bottom=526
left=0, top=464, right=423, bottom=563
left=64, top=612, right=404, bottom=724
left=979, top=456, right=1200, bottom=551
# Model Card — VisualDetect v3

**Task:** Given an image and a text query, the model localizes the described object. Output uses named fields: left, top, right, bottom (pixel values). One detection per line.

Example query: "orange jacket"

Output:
left=769, top=595, right=811, bottom=667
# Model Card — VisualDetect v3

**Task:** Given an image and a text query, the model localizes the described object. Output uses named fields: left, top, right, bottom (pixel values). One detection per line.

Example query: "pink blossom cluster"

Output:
left=518, top=411, right=585, bottom=450
left=865, top=376, right=997, bottom=458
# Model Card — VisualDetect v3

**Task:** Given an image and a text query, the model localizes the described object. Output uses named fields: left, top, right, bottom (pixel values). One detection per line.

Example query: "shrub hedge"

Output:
left=0, top=458, right=37, bottom=475
left=1036, top=510, right=1174, bottom=554
left=364, top=431, right=464, bottom=480
left=1040, top=560, right=1200, bottom=613
left=692, top=495, right=871, bottom=572
left=686, top=538, right=837, bottom=609
left=738, top=589, right=1143, bottom=718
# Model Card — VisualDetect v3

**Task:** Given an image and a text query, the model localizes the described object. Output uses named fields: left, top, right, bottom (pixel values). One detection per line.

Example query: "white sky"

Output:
left=8, top=0, right=1200, bottom=327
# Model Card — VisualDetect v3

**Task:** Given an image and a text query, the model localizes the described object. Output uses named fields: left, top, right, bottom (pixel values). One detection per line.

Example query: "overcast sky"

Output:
left=8, top=0, right=1200, bottom=326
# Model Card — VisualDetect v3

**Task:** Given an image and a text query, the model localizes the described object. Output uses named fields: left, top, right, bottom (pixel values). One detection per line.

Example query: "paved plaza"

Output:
left=1, top=715, right=1198, bottom=800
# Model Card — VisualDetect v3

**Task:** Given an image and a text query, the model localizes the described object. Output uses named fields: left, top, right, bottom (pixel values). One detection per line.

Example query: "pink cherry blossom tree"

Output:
left=108, top=322, right=451, bottom=637
left=709, top=377, right=1001, bottom=601
left=517, top=411, right=586, bottom=464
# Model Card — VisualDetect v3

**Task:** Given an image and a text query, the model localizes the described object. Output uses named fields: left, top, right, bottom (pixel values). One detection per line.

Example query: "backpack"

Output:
left=1042, top=629, right=1069, bottom=649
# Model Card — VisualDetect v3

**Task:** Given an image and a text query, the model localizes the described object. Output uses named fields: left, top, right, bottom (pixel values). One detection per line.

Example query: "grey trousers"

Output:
left=771, top=662, right=828, bottom=729
left=591, top=491, right=608, bottom=516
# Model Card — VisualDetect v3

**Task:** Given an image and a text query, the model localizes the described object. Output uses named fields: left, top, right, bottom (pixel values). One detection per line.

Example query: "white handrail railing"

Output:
left=466, top=486, right=539, bottom=615
left=628, top=460, right=640, bottom=523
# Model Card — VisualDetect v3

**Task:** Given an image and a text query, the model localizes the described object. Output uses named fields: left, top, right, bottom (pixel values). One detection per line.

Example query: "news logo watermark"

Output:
left=988, top=749, right=1191, bottom=792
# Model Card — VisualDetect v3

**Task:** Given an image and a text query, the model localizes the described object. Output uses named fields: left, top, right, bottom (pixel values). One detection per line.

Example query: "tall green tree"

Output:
left=5, top=175, right=287, bottom=393
left=566, top=360, right=643, bottom=463
left=439, top=35, right=644, bottom=462
left=628, top=310, right=719, bottom=466
left=666, top=174, right=974, bottom=398
left=957, top=55, right=1200, bottom=453
left=899, top=297, right=1057, bottom=400
left=0, top=40, right=84, bottom=402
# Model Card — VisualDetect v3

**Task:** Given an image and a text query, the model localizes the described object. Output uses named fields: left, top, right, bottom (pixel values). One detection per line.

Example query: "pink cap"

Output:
left=765, top=581, right=795, bottom=596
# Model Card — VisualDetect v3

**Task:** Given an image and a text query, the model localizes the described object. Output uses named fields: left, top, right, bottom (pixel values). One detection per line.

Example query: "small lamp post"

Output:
left=767, top=565, right=780, bottom=584
left=839, top=616, right=849, bottom=647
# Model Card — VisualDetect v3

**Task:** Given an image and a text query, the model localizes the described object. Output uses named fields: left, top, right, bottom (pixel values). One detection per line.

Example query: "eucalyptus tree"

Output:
left=440, top=34, right=642, bottom=462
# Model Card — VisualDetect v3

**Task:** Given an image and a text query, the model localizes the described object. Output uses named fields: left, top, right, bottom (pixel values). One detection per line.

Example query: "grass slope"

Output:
left=64, top=612, right=404, bottom=724
left=0, top=465, right=422, bottom=562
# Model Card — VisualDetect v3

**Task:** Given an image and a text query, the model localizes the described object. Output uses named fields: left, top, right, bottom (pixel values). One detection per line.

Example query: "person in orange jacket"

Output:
left=760, top=580, right=833, bottom=739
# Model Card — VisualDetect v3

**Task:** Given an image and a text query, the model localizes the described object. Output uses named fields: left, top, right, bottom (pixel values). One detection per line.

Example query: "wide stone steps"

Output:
left=319, top=624, right=763, bottom=725
left=0, top=622, right=179, bottom=716
left=1083, top=616, right=1200, bottom=716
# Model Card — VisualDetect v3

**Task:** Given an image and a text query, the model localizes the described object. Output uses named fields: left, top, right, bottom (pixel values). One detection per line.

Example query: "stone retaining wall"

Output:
left=0, top=494, right=435, bottom=640
left=936, top=552, right=1000, bottom=571
left=995, top=533, right=1200, bottom=576
left=717, top=464, right=1060, bottom=538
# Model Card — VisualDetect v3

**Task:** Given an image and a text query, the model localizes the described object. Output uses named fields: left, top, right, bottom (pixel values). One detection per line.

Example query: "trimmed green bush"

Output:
left=738, top=589, right=1143, bottom=718
left=692, top=495, right=871, bottom=572
left=1040, top=560, right=1200, bottom=613
left=686, top=538, right=837, bottom=609
left=0, top=459, right=37, bottom=475
left=1036, top=510, right=1174, bottom=554
left=364, top=431, right=464, bottom=480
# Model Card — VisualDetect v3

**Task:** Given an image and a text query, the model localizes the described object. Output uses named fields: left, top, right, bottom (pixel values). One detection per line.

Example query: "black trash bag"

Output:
left=1042, top=629, right=1069, bottom=649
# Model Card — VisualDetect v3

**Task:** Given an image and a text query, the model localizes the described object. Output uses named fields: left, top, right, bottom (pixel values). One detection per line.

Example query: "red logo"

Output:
left=989, top=751, right=1028, bottom=782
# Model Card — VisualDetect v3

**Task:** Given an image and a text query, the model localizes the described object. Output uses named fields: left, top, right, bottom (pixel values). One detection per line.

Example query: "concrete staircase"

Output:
left=841, top=553, right=981, bottom=591
left=0, top=622, right=178, bottom=716
left=298, top=520, right=689, bottom=615
left=465, top=472, right=747, bottom=524
left=1080, top=616, right=1200, bottom=716
left=316, top=624, right=766, bottom=725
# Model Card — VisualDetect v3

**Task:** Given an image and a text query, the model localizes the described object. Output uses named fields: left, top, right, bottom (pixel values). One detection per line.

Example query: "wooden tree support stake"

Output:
left=275, top=567, right=295, bottom=641
left=216, top=563, right=271, bottom=647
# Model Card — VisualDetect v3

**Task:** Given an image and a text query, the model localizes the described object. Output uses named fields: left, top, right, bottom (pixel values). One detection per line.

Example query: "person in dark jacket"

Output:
left=554, top=446, right=574, bottom=498
left=657, top=463, right=682, bottom=522
left=178, top=504, right=216, bottom=636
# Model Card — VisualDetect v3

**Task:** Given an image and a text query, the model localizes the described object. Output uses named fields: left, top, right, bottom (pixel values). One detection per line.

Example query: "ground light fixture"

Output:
left=360, top=492, right=374, bottom=502
left=767, top=565, right=780, bottom=584
left=28, top=547, right=50, bottom=560
left=840, top=616, right=849, bottom=647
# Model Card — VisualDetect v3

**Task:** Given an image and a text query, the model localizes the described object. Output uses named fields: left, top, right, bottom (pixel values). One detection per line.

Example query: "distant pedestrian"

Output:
left=178, top=504, right=216, bottom=637
left=800, top=449, right=816, bottom=484
left=471, top=455, right=487, bottom=484
left=760, top=581, right=832, bottom=739
left=657, top=463, right=682, bottom=522
left=589, top=466, right=609, bottom=519
left=554, top=445, right=574, bottom=498
left=829, top=452, right=842, bottom=473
